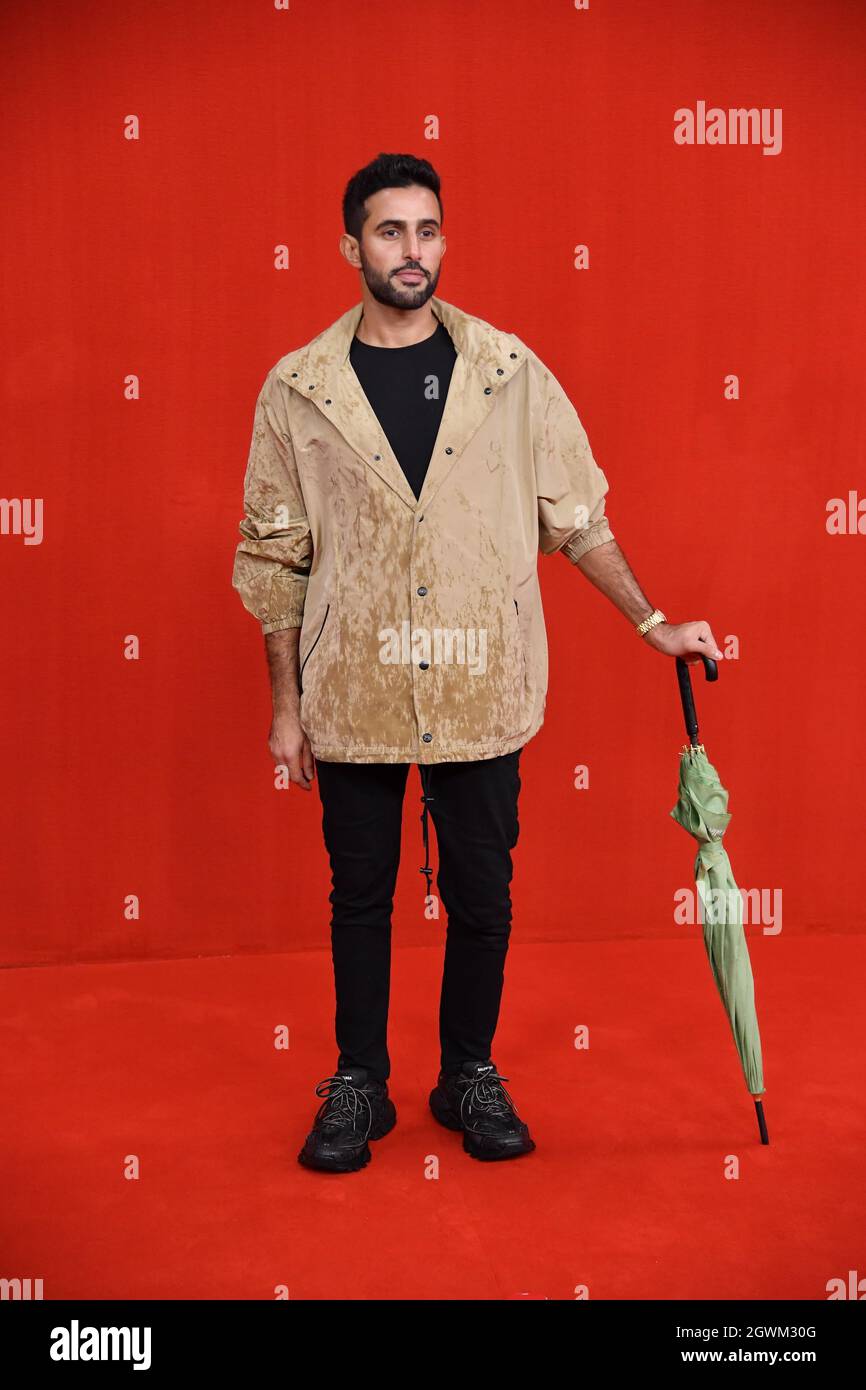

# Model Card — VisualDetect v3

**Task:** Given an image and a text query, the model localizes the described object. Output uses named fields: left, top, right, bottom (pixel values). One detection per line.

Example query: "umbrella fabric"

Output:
left=670, top=742, right=765, bottom=1097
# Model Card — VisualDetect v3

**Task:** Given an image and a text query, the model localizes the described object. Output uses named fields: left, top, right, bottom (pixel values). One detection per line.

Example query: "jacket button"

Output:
left=496, top=368, right=504, bottom=375
left=325, top=398, right=332, bottom=405
left=291, top=372, right=299, bottom=378
left=374, top=454, right=381, bottom=461
left=308, top=385, right=315, bottom=390
left=509, top=352, right=517, bottom=359
left=419, top=660, right=430, bottom=670
left=422, top=732, right=433, bottom=742
left=483, top=386, right=492, bottom=394
left=417, top=585, right=428, bottom=596
left=445, top=447, right=453, bottom=455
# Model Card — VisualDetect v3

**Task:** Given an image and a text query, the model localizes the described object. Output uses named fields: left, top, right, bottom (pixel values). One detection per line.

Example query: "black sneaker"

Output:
left=297, top=1066, right=397, bottom=1173
left=429, top=1060, right=536, bottom=1161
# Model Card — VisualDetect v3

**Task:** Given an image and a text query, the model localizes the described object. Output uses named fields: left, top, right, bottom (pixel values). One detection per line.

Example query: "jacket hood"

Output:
left=274, top=294, right=527, bottom=382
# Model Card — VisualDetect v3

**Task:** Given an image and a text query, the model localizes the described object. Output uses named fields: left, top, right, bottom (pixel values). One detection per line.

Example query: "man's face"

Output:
left=349, top=184, right=445, bottom=309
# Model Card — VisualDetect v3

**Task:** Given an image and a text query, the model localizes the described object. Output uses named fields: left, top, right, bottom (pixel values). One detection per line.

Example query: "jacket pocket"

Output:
left=512, top=596, right=527, bottom=681
left=299, top=602, right=330, bottom=696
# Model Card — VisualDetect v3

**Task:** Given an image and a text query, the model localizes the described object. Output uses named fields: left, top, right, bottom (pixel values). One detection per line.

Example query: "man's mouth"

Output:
left=396, top=270, right=425, bottom=282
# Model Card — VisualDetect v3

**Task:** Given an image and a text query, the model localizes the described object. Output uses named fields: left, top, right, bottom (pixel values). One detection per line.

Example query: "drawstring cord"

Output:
left=419, top=763, right=435, bottom=900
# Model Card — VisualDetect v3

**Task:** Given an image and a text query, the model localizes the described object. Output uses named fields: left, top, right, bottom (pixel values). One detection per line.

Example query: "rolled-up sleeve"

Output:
left=527, top=349, right=615, bottom=564
left=231, top=369, right=313, bottom=634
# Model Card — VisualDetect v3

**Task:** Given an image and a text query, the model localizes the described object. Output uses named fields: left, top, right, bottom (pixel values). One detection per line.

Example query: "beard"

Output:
left=359, top=252, right=441, bottom=310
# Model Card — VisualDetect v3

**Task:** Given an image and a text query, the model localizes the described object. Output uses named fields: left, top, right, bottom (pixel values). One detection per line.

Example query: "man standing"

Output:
left=232, top=153, right=722, bottom=1173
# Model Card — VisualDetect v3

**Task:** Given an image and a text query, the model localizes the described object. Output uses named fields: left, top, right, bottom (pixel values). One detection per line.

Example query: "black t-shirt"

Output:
left=349, top=320, right=458, bottom=500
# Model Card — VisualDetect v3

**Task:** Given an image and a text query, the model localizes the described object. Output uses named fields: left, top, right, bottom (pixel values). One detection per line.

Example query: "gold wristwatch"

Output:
left=635, top=608, right=667, bottom=637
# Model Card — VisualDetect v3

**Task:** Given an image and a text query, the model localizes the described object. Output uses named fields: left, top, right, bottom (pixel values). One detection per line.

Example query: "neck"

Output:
left=355, top=298, right=438, bottom=348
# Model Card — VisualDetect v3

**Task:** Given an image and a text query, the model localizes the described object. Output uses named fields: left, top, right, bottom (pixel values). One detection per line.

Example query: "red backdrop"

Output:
left=2, top=0, right=863, bottom=967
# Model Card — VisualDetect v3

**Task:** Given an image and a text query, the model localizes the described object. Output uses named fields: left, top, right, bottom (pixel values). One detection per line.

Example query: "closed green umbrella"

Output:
left=669, top=656, right=769, bottom=1144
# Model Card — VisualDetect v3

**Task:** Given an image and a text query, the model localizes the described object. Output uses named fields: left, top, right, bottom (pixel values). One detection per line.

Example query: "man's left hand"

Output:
left=642, top=620, right=723, bottom=662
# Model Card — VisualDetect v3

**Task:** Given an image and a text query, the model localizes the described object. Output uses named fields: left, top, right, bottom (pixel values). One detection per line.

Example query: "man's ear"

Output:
left=339, top=233, right=361, bottom=269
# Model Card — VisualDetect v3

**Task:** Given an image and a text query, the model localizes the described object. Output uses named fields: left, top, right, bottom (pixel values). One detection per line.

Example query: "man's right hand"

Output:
left=269, top=712, right=315, bottom=789
left=263, top=628, right=314, bottom=788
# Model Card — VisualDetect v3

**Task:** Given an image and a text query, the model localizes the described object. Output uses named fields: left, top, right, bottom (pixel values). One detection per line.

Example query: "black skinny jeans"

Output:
left=314, top=750, right=522, bottom=1084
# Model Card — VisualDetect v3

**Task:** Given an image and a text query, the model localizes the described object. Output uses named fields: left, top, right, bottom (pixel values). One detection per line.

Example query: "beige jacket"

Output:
left=231, top=295, right=615, bottom=763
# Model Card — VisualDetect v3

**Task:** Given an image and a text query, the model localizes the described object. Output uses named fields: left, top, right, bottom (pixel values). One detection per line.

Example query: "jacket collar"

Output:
left=274, top=296, right=526, bottom=513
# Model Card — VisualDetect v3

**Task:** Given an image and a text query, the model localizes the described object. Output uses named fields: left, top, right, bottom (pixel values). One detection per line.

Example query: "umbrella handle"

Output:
left=675, top=654, right=718, bottom=744
left=754, top=1098, right=770, bottom=1144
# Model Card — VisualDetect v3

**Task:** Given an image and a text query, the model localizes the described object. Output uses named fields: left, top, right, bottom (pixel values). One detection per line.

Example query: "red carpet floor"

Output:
left=2, top=934, right=863, bottom=1301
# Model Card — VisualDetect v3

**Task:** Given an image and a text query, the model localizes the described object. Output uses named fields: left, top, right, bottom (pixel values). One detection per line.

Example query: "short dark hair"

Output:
left=342, top=153, right=443, bottom=244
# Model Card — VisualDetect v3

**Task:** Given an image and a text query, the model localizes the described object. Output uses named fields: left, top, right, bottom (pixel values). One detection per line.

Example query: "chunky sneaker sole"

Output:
left=429, top=1061, right=536, bottom=1161
left=298, top=1067, right=397, bottom=1173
